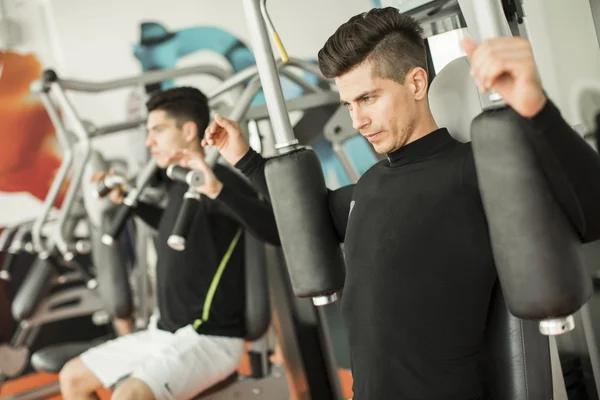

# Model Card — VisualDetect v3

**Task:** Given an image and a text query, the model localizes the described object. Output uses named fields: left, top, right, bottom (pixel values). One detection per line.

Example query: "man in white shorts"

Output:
left=59, top=87, right=281, bottom=400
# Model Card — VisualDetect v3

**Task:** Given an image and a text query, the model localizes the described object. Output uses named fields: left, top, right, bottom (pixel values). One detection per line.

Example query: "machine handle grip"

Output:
left=94, top=180, right=113, bottom=198
left=94, top=174, right=128, bottom=199
left=167, top=192, right=200, bottom=251
left=166, top=164, right=204, bottom=187
left=102, top=203, right=132, bottom=246
left=0, top=252, right=15, bottom=281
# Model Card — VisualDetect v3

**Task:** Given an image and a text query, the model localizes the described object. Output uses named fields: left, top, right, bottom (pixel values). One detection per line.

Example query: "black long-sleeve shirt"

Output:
left=235, top=99, right=600, bottom=399
left=133, top=164, right=279, bottom=337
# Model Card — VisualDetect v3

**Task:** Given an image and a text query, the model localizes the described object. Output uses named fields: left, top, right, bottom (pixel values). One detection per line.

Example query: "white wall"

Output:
left=524, top=0, right=600, bottom=125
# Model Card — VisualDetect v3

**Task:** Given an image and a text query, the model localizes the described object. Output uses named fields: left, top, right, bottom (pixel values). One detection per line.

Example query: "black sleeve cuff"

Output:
left=234, top=148, right=261, bottom=174
left=524, top=97, right=563, bottom=132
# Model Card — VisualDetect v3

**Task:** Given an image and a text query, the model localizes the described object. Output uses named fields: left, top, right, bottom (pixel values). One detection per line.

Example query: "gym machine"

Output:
left=423, top=0, right=600, bottom=399
left=0, top=60, right=239, bottom=400
left=0, top=91, right=105, bottom=385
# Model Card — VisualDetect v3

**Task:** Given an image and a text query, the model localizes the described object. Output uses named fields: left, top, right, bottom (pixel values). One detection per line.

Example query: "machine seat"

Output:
left=31, top=337, right=110, bottom=373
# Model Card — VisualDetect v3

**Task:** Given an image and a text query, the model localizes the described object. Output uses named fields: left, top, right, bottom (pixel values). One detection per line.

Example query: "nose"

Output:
left=145, top=135, right=154, bottom=148
left=351, top=107, right=369, bottom=132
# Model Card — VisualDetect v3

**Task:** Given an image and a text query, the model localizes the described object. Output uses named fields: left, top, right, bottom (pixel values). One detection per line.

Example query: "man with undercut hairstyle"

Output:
left=202, top=8, right=600, bottom=400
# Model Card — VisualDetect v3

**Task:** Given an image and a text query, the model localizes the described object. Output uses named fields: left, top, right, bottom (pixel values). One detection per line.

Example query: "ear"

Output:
left=408, top=67, right=429, bottom=101
left=181, top=121, right=198, bottom=143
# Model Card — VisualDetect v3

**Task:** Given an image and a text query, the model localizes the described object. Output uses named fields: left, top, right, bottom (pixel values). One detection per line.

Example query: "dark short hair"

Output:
left=146, top=86, right=210, bottom=140
left=318, top=7, right=427, bottom=84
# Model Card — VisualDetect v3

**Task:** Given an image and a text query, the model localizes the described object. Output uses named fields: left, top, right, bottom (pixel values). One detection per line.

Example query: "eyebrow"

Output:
left=340, top=89, right=380, bottom=106
left=147, top=123, right=166, bottom=132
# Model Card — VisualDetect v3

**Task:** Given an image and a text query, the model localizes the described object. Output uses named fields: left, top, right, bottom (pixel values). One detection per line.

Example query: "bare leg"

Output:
left=111, top=377, right=155, bottom=400
left=112, top=317, right=134, bottom=336
left=59, top=357, right=103, bottom=400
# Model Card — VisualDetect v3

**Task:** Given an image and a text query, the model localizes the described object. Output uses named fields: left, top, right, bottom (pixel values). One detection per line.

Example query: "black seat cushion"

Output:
left=31, top=337, right=110, bottom=373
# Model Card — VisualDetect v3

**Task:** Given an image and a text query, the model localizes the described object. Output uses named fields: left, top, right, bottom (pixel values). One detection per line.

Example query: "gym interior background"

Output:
left=2, top=0, right=600, bottom=399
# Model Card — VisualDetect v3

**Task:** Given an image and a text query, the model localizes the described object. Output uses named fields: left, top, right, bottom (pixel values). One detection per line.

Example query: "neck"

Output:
left=187, top=141, right=204, bottom=155
left=405, top=109, right=439, bottom=147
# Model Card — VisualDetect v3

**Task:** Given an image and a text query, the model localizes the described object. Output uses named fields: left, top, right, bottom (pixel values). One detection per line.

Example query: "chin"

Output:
left=372, top=142, right=392, bottom=155
left=153, top=157, right=168, bottom=169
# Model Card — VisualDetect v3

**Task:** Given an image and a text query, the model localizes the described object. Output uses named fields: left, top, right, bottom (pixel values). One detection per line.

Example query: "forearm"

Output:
left=131, top=201, right=164, bottom=230
left=215, top=184, right=280, bottom=245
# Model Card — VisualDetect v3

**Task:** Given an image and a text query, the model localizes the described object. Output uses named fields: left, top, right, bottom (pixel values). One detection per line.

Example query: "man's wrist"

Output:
left=521, top=88, right=547, bottom=118
left=205, top=181, right=224, bottom=199
left=230, top=145, right=251, bottom=166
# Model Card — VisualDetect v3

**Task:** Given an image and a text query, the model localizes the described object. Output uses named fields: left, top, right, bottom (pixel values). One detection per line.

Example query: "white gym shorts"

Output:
left=79, top=323, right=244, bottom=400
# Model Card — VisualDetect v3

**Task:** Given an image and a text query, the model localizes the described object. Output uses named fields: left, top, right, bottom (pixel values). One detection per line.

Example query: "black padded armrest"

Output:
left=31, top=337, right=110, bottom=373
left=91, top=210, right=133, bottom=319
left=12, top=257, right=56, bottom=320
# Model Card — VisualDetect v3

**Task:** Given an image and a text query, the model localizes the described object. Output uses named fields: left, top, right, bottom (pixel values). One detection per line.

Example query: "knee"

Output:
left=112, top=378, right=155, bottom=400
left=59, top=358, right=80, bottom=391
left=59, top=358, right=95, bottom=395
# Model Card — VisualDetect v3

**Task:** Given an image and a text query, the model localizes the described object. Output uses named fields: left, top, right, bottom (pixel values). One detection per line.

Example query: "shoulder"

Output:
left=356, top=158, right=388, bottom=183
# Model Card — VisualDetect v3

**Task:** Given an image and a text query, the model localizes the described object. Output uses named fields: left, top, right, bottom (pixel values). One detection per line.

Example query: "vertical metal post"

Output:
left=242, top=0, right=298, bottom=152
left=461, top=0, right=509, bottom=108
left=49, top=82, right=92, bottom=259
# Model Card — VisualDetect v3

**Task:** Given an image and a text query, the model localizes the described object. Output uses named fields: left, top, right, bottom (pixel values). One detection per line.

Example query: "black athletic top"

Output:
left=133, top=164, right=279, bottom=337
left=235, top=99, right=600, bottom=399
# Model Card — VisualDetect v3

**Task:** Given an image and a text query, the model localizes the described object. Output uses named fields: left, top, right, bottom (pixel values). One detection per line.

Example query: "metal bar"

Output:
left=31, top=149, right=73, bottom=254
left=550, top=336, right=569, bottom=400
left=316, top=306, right=346, bottom=400
left=264, top=246, right=311, bottom=399
left=461, top=0, right=507, bottom=108
left=91, top=118, right=146, bottom=137
left=207, top=64, right=260, bottom=100
left=244, top=91, right=341, bottom=121
left=8, top=221, right=35, bottom=254
left=56, top=65, right=231, bottom=93
left=284, top=57, right=326, bottom=80
left=53, top=144, right=89, bottom=259
left=39, top=92, right=72, bottom=151
left=206, top=57, right=324, bottom=103
left=208, top=60, right=323, bottom=165
left=49, top=82, right=92, bottom=259
left=280, top=69, right=323, bottom=94
left=470, top=0, right=509, bottom=40
left=579, top=304, right=600, bottom=398
left=0, top=225, right=20, bottom=252
left=229, top=76, right=264, bottom=122
left=332, top=143, right=361, bottom=184
left=242, top=0, right=298, bottom=151
left=33, top=90, right=80, bottom=253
